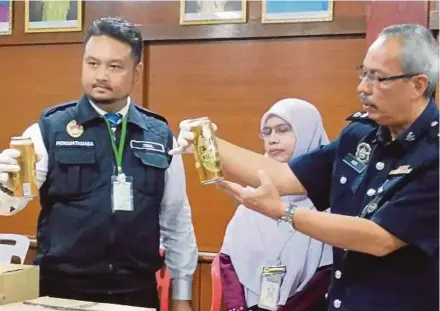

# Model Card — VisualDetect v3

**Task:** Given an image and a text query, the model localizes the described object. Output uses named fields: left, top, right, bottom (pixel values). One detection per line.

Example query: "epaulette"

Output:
left=346, top=111, right=374, bottom=123
left=134, top=105, right=168, bottom=124
left=41, top=100, right=78, bottom=117
left=428, top=119, right=439, bottom=142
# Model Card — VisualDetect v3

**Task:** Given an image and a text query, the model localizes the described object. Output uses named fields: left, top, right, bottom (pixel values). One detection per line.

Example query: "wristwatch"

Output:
left=277, top=202, right=296, bottom=232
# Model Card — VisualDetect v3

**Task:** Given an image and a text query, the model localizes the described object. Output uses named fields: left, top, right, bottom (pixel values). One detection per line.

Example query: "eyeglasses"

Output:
left=260, top=124, right=292, bottom=139
left=356, top=65, right=421, bottom=84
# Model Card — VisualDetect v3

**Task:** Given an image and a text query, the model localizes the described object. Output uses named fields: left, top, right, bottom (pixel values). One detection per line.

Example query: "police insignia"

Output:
left=405, top=132, right=415, bottom=141
left=389, top=165, right=412, bottom=175
left=355, top=142, right=372, bottom=164
left=366, top=202, right=378, bottom=213
left=66, top=120, right=84, bottom=138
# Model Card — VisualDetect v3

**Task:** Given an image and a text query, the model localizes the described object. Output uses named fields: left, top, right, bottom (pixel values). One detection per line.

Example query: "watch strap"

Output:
left=277, top=203, right=296, bottom=227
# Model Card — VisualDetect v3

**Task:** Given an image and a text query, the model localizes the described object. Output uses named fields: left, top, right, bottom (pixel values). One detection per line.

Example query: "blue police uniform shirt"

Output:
left=289, top=98, right=439, bottom=311
left=35, top=95, right=174, bottom=293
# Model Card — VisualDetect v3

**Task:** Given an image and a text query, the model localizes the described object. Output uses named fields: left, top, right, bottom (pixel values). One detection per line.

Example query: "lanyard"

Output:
left=104, top=115, right=128, bottom=175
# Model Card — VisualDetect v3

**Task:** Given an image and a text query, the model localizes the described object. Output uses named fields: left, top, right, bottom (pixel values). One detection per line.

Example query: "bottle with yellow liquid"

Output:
left=9, top=137, right=38, bottom=198
left=191, top=117, right=224, bottom=185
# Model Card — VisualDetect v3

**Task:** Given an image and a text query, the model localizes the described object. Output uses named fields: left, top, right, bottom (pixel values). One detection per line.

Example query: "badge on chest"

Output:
left=342, top=142, right=373, bottom=173
left=355, top=142, right=372, bottom=164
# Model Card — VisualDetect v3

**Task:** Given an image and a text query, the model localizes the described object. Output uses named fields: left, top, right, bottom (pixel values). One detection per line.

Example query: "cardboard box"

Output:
left=0, top=264, right=39, bottom=305
left=0, top=296, right=155, bottom=310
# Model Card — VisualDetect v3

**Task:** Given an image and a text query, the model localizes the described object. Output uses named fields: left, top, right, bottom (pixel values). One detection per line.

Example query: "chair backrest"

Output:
left=210, top=253, right=223, bottom=311
left=0, top=234, right=30, bottom=264
left=156, top=248, right=170, bottom=311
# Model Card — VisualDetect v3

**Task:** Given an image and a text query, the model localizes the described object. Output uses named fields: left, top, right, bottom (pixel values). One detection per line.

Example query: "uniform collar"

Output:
left=89, top=97, right=130, bottom=117
left=75, top=95, right=149, bottom=131
left=375, top=98, right=439, bottom=150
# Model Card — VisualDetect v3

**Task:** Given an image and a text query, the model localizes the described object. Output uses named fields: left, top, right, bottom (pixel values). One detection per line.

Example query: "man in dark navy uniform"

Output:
left=171, top=24, right=439, bottom=311
left=0, top=18, right=196, bottom=311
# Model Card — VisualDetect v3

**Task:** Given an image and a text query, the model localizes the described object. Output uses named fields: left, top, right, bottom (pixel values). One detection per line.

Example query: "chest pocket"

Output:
left=52, top=148, right=101, bottom=197
left=330, top=158, right=366, bottom=211
left=132, top=149, right=169, bottom=195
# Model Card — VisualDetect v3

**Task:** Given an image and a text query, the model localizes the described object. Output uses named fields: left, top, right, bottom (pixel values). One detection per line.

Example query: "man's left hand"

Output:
left=217, top=170, right=285, bottom=220
left=171, top=300, right=193, bottom=311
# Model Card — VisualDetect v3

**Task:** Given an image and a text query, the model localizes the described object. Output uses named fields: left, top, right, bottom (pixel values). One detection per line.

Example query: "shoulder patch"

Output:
left=134, top=105, right=168, bottom=124
left=346, top=111, right=375, bottom=123
left=41, top=100, right=78, bottom=118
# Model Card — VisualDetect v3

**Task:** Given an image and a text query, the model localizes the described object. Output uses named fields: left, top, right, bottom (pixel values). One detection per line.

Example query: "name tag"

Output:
left=130, top=140, right=165, bottom=153
left=343, top=153, right=366, bottom=173
left=55, top=140, right=94, bottom=147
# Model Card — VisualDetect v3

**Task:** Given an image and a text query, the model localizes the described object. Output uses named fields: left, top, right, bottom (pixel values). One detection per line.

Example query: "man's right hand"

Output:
left=0, top=149, right=20, bottom=186
left=168, top=119, right=217, bottom=156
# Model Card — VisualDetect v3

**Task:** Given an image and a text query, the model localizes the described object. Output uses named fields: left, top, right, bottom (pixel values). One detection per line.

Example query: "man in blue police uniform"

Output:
left=0, top=17, right=196, bottom=311
left=170, top=24, right=439, bottom=311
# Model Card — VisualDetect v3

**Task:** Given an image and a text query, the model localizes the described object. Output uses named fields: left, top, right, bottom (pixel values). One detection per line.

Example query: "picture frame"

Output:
left=262, top=0, right=333, bottom=24
left=0, top=0, right=12, bottom=36
left=25, top=0, right=82, bottom=33
left=180, top=0, right=247, bottom=25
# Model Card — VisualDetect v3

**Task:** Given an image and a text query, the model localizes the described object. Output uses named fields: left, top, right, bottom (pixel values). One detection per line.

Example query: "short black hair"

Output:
left=84, top=17, right=143, bottom=64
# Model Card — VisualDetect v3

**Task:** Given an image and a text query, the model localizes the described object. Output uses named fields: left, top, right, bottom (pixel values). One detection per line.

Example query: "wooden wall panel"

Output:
left=192, top=265, right=201, bottom=311
left=0, top=43, right=143, bottom=235
left=136, top=0, right=366, bottom=41
left=0, top=1, right=367, bottom=46
left=0, top=44, right=83, bottom=235
left=148, top=37, right=366, bottom=252
left=199, top=263, right=213, bottom=311
left=366, top=1, right=430, bottom=45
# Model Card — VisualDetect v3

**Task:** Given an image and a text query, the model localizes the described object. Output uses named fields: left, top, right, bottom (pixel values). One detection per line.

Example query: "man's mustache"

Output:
left=359, top=93, right=376, bottom=107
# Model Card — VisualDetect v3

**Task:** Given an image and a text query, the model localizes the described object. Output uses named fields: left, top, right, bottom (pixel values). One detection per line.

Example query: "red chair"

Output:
left=210, top=253, right=223, bottom=311
left=156, top=248, right=170, bottom=311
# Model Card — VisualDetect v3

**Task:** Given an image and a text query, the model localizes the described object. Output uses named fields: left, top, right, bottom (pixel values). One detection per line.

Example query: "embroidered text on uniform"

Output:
left=55, top=141, right=95, bottom=147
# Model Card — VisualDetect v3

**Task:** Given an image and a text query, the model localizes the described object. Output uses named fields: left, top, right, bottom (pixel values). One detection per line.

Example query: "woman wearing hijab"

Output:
left=220, top=98, right=333, bottom=311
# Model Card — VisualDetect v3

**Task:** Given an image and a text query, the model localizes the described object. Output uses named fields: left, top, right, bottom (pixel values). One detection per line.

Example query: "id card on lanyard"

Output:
left=258, top=265, right=286, bottom=310
left=104, top=115, right=134, bottom=212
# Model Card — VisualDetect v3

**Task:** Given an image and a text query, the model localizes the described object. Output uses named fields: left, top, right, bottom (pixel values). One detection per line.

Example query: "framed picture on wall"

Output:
left=180, top=0, right=247, bottom=25
left=262, top=0, right=333, bottom=24
left=24, top=0, right=82, bottom=33
left=0, top=0, right=12, bottom=35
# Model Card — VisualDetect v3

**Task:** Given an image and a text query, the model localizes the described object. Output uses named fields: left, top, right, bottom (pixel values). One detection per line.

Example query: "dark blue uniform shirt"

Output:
left=289, top=99, right=439, bottom=311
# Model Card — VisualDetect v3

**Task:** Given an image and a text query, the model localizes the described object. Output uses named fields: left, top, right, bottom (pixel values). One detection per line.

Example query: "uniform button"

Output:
left=340, top=176, right=347, bottom=184
left=109, top=264, right=113, bottom=271
left=376, top=162, right=384, bottom=170
left=367, top=188, right=376, bottom=196
left=431, top=121, right=438, bottom=127
left=335, top=270, right=342, bottom=279
left=333, top=299, right=342, bottom=308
